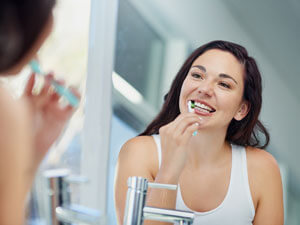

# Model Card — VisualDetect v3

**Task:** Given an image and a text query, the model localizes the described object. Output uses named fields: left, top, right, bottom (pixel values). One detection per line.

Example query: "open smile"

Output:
left=188, top=100, right=216, bottom=115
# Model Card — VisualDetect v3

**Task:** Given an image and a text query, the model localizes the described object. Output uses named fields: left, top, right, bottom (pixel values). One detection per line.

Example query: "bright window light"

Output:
left=112, top=71, right=143, bottom=104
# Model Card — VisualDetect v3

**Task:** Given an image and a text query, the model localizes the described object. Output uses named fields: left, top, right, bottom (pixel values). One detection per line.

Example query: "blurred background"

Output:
left=5, top=0, right=299, bottom=224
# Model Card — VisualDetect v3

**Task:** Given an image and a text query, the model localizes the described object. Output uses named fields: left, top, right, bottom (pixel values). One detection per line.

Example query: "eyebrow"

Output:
left=191, top=65, right=238, bottom=84
left=219, top=73, right=238, bottom=84
left=192, top=65, right=206, bottom=72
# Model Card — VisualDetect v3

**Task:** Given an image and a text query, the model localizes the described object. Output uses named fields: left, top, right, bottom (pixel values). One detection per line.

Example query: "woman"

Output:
left=115, top=40, right=283, bottom=225
left=0, top=0, right=79, bottom=224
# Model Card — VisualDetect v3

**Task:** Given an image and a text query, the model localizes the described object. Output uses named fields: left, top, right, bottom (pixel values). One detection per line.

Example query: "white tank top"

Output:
left=152, top=134, right=255, bottom=225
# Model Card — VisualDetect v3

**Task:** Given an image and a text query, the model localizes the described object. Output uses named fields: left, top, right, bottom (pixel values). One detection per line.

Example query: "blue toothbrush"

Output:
left=29, top=60, right=79, bottom=107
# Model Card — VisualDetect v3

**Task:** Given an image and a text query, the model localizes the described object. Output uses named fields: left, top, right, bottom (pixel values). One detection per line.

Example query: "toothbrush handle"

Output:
left=51, top=81, right=79, bottom=107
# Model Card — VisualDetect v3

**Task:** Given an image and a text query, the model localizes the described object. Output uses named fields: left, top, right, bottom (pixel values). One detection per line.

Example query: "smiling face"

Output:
left=179, top=49, right=249, bottom=130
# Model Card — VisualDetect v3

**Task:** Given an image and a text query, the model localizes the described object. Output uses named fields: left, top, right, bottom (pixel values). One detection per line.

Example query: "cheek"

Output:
left=179, top=80, right=191, bottom=111
left=218, top=92, right=243, bottom=114
left=180, top=78, right=197, bottom=95
left=178, top=87, right=186, bottom=112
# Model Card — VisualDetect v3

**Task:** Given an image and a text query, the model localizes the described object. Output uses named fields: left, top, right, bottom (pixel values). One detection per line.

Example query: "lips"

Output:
left=189, top=100, right=216, bottom=114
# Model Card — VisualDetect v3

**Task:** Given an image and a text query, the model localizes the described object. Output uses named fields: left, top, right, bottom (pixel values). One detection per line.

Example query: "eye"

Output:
left=219, top=82, right=231, bottom=89
left=191, top=73, right=203, bottom=79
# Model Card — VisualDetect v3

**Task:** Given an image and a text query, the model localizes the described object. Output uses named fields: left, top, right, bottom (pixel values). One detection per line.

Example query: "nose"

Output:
left=197, top=80, right=214, bottom=97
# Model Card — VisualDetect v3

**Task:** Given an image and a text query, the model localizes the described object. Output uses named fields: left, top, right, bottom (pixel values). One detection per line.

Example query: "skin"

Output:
left=114, top=49, right=283, bottom=225
left=0, top=13, right=80, bottom=225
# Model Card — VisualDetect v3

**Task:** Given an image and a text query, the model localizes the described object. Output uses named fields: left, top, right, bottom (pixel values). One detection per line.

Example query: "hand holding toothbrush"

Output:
left=23, top=71, right=80, bottom=169
left=157, top=112, right=203, bottom=183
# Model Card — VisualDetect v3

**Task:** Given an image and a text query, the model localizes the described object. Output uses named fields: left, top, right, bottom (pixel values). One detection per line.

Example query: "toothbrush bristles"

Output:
left=191, top=100, right=195, bottom=108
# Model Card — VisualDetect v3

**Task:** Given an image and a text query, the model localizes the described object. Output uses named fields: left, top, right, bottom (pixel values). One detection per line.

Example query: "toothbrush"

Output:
left=188, top=100, right=195, bottom=112
left=188, top=100, right=198, bottom=136
left=29, top=60, right=79, bottom=107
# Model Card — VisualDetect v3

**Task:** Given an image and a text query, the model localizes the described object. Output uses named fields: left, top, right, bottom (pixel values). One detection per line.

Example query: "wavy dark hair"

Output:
left=139, top=40, right=269, bottom=149
left=0, top=0, right=56, bottom=72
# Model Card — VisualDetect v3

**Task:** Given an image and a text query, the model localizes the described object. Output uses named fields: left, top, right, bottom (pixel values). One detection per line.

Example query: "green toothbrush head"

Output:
left=191, top=100, right=195, bottom=108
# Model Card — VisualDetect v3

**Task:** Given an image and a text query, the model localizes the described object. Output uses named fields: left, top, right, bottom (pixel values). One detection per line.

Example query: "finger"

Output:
left=55, top=103, right=75, bottom=119
left=161, top=113, right=197, bottom=137
left=68, top=86, right=81, bottom=99
left=45, top=73, right=54, bottom=82
left=172, top=115, right=202, bottom=137
left=171, top=113, right=201, bottom=132
left=39, top=76, right=52, bottom=96
left=166, top=113, right=196, bottom=130
left=24, top=73, right=35, bottom=96
left=33, top=92, right=52, bottom=108
left=181, top=122, right=200, bottom=144
left=50, top=92, right=60, bottom=102
left=50, top=86, right=80, bottom=109
left=48, top=78, right=66, bottom=101
left=41, top=73, right=56, bottom=96
left=54, top=79, right=65, bottom=86
left=64, top=104, right=75, bottom=113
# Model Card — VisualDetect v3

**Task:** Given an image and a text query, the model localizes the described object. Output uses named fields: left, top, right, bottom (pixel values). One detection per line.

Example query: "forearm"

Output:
left=0, top=161, right=37, bottom=225
left=23, top=163, right=39, bottom=200
left=0, top=160, right=31, bottom=225
left=144, top=170, right=179, bottom=225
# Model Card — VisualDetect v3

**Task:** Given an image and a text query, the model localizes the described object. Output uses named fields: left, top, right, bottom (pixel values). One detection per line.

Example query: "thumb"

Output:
left=24, top=73, right=36, bottom=96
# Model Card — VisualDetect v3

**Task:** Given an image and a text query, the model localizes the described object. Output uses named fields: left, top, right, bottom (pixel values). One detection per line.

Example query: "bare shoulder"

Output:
left=0, top=88, right=29, bottom=131
left=0, top=87, right=33, bottom=157
left=0, top=87, right=17, bottom=115
left=119, top=135, right=157, bottom=159
left=246, top=146, right=281, bottom=175
left=0, top=87, right=30, bottom=122
left=0, top=87, right=32, bottom=178
left=118, top=135, right=159, bottom=177
left=245, top=148, right=284, bottom=223
left=246, top=146, right=283, bottom=206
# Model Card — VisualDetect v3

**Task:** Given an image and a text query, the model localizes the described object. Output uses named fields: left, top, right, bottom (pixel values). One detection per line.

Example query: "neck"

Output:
left=186, top=127, right=231, bottom=168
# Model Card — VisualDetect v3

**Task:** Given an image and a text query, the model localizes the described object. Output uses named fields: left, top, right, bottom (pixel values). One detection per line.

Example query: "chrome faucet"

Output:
left=43, top=168, right=103, bottom=225
left=123, top=177, right=194, bottom=225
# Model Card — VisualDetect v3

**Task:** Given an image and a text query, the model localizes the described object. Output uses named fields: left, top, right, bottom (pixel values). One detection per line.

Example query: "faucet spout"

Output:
left=56, top=205, right=102, bottom=225
left=123, top=177, right=194, bottom=225
left=143, top=206, right=194, bottom=225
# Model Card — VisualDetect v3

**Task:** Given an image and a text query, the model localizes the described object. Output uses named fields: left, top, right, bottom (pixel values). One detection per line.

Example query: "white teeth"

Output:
left=194, top=102, right=213, bottom=111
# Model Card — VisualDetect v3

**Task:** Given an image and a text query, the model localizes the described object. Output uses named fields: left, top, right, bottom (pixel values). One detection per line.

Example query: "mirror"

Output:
left=109, top=0, right=300, bottom=224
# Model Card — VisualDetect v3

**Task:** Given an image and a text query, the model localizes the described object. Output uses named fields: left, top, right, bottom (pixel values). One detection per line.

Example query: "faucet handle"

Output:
left=148, top=182, right=177, bottom=190
left=65, top=175, right=89, bottom=184
left=126, top=177, right=177, bottom=192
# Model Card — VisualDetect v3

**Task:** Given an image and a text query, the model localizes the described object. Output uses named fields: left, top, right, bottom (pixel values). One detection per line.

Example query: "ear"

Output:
left=234, top=101, right=250, bottom=121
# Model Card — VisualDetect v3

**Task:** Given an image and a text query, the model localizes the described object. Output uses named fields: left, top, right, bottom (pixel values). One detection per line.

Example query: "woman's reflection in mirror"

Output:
left=115, top=40, right=283, bottom=225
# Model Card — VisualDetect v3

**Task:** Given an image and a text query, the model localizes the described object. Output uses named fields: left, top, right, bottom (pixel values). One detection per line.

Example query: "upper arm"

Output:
left=248, top=149, right=284, bottom=225
left=0, top=89, right=33, bottom=225
left=114, top=136, right=158, bottom=225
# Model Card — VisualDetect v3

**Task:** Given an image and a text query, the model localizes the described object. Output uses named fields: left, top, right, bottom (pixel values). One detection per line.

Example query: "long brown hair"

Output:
left=139, top=40, right=269, bottom=149
left=0, top=0, right=56, bottom=72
